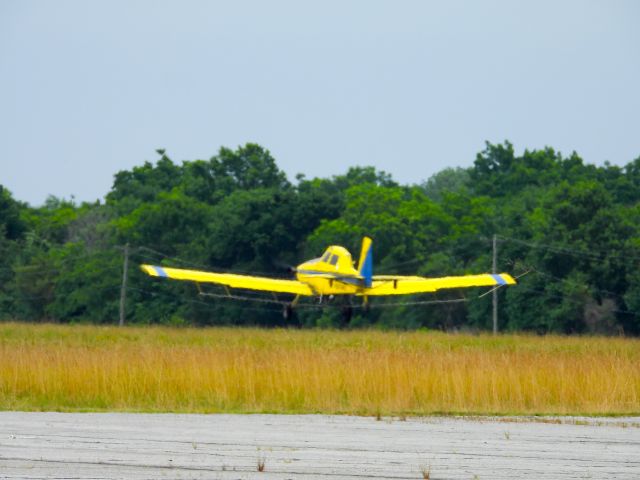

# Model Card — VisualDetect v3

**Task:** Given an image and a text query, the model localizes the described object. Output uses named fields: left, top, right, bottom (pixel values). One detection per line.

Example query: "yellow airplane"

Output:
left=141, top=237, right=516, bottom=319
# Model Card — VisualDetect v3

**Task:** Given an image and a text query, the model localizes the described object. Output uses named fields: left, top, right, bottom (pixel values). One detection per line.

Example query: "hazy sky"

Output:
left=2, top=0, right=639, bottom=205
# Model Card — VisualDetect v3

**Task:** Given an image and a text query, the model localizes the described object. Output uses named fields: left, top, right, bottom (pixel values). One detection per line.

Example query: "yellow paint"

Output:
left=141, top=237, right=516, bottom=297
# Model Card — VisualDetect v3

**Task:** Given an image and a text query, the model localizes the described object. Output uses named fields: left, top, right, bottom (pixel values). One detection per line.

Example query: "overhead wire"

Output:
left=512, top=284, right=639, bottom=317
left=4, top=235, right=639, bottom=319
left=516, top=263, right=630, bottom=302
left=134, top=246, right=291, bottom=278
left=0, top=285, right=122, bottom=302
left=0, top=246, right=122, bottom=275
left=498, top=235, right=639, bottom=262
left=136, top=246, right=215, bottom=271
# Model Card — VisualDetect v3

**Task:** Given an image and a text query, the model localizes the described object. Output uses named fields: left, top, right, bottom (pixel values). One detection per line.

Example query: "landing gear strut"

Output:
left=282, top=295, right=300, bottom=322
left=362, top=295, right=370, bottom=315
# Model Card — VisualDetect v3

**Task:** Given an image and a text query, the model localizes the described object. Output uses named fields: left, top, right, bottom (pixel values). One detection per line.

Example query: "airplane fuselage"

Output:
left=295, top=245, right=365, bottom=295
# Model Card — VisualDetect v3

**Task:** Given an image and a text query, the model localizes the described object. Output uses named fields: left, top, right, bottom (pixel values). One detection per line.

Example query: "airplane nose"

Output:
left=273, top=260, right=297, bottom=274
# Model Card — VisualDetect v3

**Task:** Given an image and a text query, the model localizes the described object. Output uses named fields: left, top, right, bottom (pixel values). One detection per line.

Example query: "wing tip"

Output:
left=140, top=264, right=154, bottom=275
left=500, top=273, right=517, bottom=285
left=141, top=264, right=165, bottom=277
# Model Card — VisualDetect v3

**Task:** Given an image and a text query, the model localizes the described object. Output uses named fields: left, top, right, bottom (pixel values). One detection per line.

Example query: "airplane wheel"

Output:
left=283, top=305, right=293, bottom=321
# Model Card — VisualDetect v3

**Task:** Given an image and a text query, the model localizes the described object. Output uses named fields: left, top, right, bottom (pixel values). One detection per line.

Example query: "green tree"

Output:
left=421, top=167, right=470, bottom=202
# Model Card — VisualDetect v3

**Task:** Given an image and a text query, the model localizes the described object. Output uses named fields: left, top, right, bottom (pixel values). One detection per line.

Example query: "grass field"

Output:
left=0, top=322, right=638, bottom=416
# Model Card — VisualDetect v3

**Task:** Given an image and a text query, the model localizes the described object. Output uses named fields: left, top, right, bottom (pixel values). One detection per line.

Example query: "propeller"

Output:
left=272, top=259, right=297, bottom=274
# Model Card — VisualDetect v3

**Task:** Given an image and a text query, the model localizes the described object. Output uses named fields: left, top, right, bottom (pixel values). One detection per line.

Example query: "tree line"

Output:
left=2, top=142, right=640, bottom=334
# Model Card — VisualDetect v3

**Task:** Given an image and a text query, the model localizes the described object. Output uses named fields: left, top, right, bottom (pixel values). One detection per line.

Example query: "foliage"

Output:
left=1, top=142, right=640, bottom=333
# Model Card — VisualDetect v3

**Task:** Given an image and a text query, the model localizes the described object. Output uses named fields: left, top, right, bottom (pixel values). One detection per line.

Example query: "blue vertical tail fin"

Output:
left=357, top=237, right=373, bottom=288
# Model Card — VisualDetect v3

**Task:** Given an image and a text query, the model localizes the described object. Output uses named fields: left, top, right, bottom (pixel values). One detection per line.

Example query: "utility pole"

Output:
left=492, top=234, right=498, bottom=335
left=119, top=243, right=129, bottom=327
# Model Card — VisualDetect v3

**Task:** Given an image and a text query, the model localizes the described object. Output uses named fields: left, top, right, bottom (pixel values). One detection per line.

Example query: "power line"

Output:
left=512, top=285, right=639, bottom=317
left=136, top=246, right=214, bottom=270
left=3, top=236, right=639, bottom=322
left=524, top=265, right=629, bottom=302
left=0, top=247, right=122, bottom=275
left=498, top=235, right=639, bottom=262
left=134, top=247, right=291, bottom=278
left=1, top=285, right=122, bottom=301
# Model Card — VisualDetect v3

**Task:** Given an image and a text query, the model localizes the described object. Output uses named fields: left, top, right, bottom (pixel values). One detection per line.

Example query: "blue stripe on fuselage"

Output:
left=297, top=270, right=363, bottom=286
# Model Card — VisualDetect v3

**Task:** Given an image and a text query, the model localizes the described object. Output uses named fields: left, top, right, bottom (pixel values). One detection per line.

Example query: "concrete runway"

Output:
left=0, top=412, right=639, bottom=479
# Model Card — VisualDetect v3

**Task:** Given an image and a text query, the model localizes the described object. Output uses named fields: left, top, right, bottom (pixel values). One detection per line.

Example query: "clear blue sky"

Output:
left=2, top=0, right=639, bottom=205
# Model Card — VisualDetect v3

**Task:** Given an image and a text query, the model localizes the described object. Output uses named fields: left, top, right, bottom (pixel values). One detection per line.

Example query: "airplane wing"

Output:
left=140, top=265, right=314, bottom=296
left=362, top=273, right=516, bottom=296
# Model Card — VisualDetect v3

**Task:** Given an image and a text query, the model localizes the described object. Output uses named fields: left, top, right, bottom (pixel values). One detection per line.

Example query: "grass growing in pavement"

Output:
left=0, top=322, right=638, bottom=415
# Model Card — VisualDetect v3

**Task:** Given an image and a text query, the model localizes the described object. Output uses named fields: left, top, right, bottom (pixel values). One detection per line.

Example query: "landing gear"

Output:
left=282, top=295, right=301, bottom=323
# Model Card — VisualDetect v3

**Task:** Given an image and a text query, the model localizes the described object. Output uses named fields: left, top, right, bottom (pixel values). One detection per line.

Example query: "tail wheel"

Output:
left=283, top=304, right=293, bottom=321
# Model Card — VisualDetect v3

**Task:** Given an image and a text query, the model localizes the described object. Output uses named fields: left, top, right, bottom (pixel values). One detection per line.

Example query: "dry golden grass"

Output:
left=0, top=322, right=638, bottom=415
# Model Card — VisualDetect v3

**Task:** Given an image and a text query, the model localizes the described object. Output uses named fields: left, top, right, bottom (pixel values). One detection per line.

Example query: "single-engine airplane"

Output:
left=141, top=237, right=516, bottom=320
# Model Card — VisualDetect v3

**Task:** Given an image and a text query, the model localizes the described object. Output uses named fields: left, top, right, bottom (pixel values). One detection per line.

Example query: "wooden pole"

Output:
left=119, top=243, right=129, bottom=327
left=492, top=234, right=498, bottom=335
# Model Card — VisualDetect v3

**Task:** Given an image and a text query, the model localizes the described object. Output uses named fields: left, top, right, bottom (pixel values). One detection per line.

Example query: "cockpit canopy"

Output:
left=320, top=246, right=354, bottom=269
